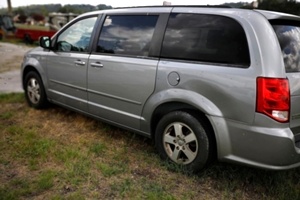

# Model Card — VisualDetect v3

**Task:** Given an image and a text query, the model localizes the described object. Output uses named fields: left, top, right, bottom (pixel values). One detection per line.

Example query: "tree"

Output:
left=258, top=0, right=300, bottom=15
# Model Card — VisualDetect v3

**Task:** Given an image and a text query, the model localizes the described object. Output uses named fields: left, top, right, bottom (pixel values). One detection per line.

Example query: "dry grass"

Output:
left=1, top=93, right=300, bottom=200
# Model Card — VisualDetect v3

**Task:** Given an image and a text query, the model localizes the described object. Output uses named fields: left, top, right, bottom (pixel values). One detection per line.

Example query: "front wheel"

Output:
left=24, top=71, right=48, bottom=109
left=155, top=111, right=213, bottom=173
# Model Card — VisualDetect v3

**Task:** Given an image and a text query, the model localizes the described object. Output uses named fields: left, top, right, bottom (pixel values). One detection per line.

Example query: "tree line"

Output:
left=1, top=1, right=300, bottom=16
left=0, top=4, right=112, bottom=16
left=243, top=0, right=300, bottom=15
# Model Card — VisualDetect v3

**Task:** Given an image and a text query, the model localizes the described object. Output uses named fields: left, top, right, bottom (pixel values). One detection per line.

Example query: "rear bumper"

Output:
left=210, top=115, right=300, bottom=170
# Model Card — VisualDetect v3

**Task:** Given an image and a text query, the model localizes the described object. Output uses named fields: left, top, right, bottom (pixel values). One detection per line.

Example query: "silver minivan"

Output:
left=21, top=6, right=300, bottom=172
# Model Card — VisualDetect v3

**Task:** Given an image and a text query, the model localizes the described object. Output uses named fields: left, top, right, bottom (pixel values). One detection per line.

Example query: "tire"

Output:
left=155, top=111, right=213, bottom=173
left=24, top=71, right=48, bottom=109
left=24, top=34, right=33, bottom=44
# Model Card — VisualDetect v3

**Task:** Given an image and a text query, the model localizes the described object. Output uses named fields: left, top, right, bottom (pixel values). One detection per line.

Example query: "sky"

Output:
left=0, top=0, right=254, bottom=8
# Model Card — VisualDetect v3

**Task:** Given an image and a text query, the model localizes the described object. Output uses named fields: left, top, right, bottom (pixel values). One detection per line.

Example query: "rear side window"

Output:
left=161, top=13, right=250, bottom=67
left=272, top=22, right=300, bottom=72
left=97, top=15, right=158, bottom=57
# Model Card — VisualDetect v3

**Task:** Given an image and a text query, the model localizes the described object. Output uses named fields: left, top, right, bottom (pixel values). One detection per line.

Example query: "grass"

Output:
left=1, top=93, right=300, bottom=199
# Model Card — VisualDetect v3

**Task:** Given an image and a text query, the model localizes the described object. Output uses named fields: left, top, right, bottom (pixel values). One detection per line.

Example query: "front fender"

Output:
left=22, top=48, right=49, bottom=92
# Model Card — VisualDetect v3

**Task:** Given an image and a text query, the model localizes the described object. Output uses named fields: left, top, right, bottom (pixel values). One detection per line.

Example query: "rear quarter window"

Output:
left=161, top=13, right=250, bottom=67
left=272, top=20, right=300, bottom=72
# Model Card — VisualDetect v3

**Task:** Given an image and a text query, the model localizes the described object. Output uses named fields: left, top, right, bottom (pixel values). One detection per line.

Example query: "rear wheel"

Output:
left=155, top=111, right=213, bottom=173
left=24, top=34, right=33, bottom=44
left=24, top=71, right=48, bottom=109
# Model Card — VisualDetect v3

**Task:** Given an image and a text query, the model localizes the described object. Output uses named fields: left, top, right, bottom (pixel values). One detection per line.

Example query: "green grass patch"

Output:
left=65, top=158, right=91, bottom=181
left=0, top=171, right=57, bottom=200
left=89, top=142, right=106, bottom=156
left=111, top=178, right=133, bottom=197
left=143, top=182, right=175, bottom=200
left=0, top=111, right=13, bottom=120
left=97, top=162, right=126, bottom=177
left=36, top=170, right=56, bottom=191
left=0, top=93, right=24, bottom=103
left=55, top=147, right=82, bottom=163
left=0, top=93, right=25, bottom=103
left=13, top=130, right=55, bottom=159
left=1, top=37, right=39, bottom=46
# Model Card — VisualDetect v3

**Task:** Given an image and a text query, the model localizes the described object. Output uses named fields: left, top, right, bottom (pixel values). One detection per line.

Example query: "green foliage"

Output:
left=257, top=0, right=300, bottom=15
left=0, top=3, right=112, bottom=16
left=97, top=4, right=113, bottom=10
left=58, top=5, right=82, bottom=14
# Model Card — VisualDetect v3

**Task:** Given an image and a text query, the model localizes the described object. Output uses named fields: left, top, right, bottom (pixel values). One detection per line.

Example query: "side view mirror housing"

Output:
left=39, top=36, right=51, bottom=49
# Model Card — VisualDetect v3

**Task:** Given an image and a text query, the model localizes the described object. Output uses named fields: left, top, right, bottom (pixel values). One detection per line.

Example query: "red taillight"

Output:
left=256, top=77, right=290, bottom=123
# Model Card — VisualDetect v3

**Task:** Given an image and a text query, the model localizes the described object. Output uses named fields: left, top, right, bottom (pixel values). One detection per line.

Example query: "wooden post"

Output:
left=7, top=0, right=12, bottom=15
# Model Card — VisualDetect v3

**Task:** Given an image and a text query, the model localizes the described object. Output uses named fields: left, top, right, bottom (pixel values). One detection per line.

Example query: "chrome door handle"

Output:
left=90, top=62, right=104, bottom=68
left=74, top=60, right=86, bottom=66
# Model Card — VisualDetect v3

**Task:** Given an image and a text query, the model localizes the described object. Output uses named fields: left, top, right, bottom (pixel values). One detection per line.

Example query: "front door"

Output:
left=46, top=16, right=97, bottom=111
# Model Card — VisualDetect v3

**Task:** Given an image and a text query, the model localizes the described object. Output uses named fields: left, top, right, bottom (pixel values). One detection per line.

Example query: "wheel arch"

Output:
left=22, top=65, right=47, bottom=92
left=141, top=88, right=222, bottom=134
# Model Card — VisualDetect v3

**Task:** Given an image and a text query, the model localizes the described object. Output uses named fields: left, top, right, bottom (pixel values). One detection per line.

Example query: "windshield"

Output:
left=2, top=16, right=14, bottom=30
left=273, top=23, right=300, bottom=72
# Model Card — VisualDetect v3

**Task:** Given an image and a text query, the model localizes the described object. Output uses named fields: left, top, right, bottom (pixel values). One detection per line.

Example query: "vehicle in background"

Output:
left=14, top=24, right=56, bottom=44
left=0, top=15, right=15, bottom=40
left=15, top=12, right=77, bottom=43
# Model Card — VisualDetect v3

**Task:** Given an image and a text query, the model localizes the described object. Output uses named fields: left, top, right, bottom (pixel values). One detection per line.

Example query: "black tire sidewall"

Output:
left=24, top=71, right=48, bottom=109
left=24, top=34, right=33, bottom=44
left=155, top=111, right=210, bottom=173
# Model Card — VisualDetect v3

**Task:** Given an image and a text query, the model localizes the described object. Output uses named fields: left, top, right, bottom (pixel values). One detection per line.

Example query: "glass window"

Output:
left=273, top=23, right=300, bottom=72
left=161, top=14, right=250, bottom=67
left=56, top=17, right=97, bottom=52
left=97, top=15, right=158, bottom=56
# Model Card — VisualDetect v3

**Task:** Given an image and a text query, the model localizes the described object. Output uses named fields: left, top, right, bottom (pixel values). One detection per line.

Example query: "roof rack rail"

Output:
left=114, top=5, right=232, bottom=9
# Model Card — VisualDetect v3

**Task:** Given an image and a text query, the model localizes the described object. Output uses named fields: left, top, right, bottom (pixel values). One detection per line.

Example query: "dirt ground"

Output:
left=0, top=42, right=33, bottom=73
left=0, top=42, right=33, bottom=93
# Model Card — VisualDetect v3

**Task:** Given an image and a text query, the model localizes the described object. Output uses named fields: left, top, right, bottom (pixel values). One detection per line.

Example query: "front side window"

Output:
left=97, top=15, right=158, bottom=56
left=56, top=17, right=97, bottom=52
left=273, top=22, right=300, bottom=72
left=161, top=13, right=250, bottom=67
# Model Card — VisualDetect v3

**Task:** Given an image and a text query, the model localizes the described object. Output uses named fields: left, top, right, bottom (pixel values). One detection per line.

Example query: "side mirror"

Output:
left=39, top=36, right=51, bottom=49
